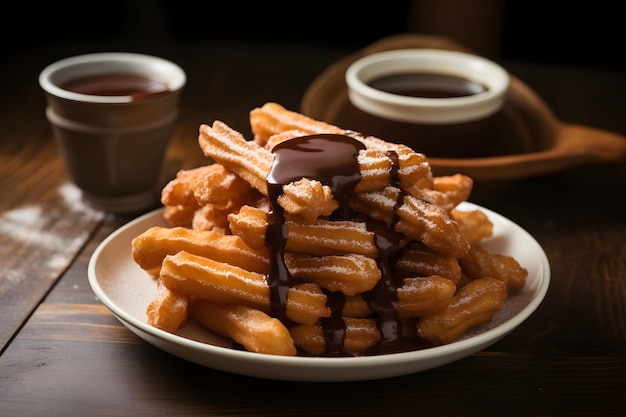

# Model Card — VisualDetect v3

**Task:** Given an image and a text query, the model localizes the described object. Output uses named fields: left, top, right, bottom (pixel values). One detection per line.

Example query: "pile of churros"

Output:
left=131, top=102, right=528, bottom=356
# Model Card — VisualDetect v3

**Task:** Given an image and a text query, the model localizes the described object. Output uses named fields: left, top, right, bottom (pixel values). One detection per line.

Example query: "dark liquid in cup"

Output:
left=61, top=73, right=169, bottom=99
left=348, top=73, right=498, bottom=158
left=367, top=73, right=488, bottom=98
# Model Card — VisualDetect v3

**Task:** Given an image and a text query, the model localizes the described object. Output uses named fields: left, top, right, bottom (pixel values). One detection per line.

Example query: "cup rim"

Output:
left=345, top=48, right=510, bottom=124
left=39, top=52, right=187, bottom=104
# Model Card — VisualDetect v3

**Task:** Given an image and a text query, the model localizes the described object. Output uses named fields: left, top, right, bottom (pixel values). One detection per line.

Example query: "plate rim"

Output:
left=88, top=202, right=550, bottom=381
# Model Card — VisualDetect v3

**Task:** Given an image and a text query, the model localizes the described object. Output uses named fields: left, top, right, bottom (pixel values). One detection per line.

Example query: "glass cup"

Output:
left=39, top=52, right=186, bottom=213
left=345, top=48, right=510, bottom=158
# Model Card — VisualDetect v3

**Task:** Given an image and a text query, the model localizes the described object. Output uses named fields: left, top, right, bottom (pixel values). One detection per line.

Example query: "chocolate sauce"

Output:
left=362, top=220, right=403, bottom=335
left=267, top=134, right=365, bottom=219
left=61, top=73, right=169, bottom=99
left=362, top=216, right=427, bottom=355
left=368, top=73, right=488, bottom=98
left=321, top=290, right=348, bottom=355
left=361, top=152, right=424, bottom=354
left=387, top=150, right=400, bottom=187
left=265, top=134, right=365, bottom=324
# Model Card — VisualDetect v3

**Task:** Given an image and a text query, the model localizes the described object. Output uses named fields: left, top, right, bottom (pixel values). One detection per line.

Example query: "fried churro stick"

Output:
left=252, top=102, right=402, bottom=152
left=162, top=205, right=195, bottom=229
left=417, top=277, right=508, bottom=345
left=451, top=208, right=494, bottom=246
left=160, top=166, right=210, bottom=227
left=187, top=162, right=270, bottom=232
left=251, top=102, right=344, bottom=146
left=284, top=252, right=381, bottom=296
left=147, top=278, right=189, bottom=333
left=278, top=178, right=338, bottom=223
left=330, top=275, right=456, bottom=319
left=353, top=148, right=394, bottom=193
left=289, top=317, right=381, bottom=356
left=161, top=165, right=212, bottom=207
left=460, top=245, right=528, bottom=291
left=397, top=276, right=457, bottom=318
left=286, top=218, right=378, bottom=258
left=227, top=205, right=268, bottom=250
left=265, top=129, right=315, bottom=150
left=228, top=205, right=378, bottom=258
left=395, top=243, right=462, bottom=283
left=161, top=163, right=267, bottom=230
left=407, top=174, right=473, bottom=212
left=160, top=251, right=330, bottom=325
left=199, top=121, right=272, bottom=196
left=192, top=162, right=257, bottom=209
left=342, top=295, right=371, bottom=318
left=395, top=193, right=470, bottom=258
left=190, top=204, right=230, bottom=233
left=350, top=187, right=470, bottom=257
left=432, top=174, right=474, bottom=210
left=349, top=185, right=400, bottom=226
left=190, top=300, right=297, bottom=356
left=131, top=226, right=269, bottom=276
left=284, top=282, right=332, bottom=326
left=394, top=147, right=435, bottom=192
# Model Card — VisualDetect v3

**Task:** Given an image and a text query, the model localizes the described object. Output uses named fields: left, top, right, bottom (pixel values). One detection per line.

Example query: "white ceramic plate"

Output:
left=88, top=202, right=550, bottom=382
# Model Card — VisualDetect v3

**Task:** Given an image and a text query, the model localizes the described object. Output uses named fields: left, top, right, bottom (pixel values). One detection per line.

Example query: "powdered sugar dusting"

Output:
left=0, top=183, right=105, bottom=290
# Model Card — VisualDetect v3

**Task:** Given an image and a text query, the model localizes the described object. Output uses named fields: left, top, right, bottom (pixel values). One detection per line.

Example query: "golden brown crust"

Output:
left=417, top=277, right=508, bottom=345
left=190, top=300, right=297, bottom=356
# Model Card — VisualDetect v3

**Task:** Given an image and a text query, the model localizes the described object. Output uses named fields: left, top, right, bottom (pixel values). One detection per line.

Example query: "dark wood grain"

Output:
left=0, top=109, right=106, bottom=351
left=0, top=39, right=624, bottom=416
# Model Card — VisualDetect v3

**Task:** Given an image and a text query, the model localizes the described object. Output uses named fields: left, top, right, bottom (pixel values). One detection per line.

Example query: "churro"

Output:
left=146, top=278, right=189, bottom=333
left=417, top=277, right=508, bottom=345
left=227, top=205, right=378, bottom=257
left=190, top=300, right=297, bottom=356
left=132, top=226, right=269, bottom=275
left=460, top=245, right=528, bottom=291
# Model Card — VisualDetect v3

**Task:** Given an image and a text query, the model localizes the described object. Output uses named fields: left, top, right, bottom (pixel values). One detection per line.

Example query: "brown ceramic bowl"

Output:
left=301, top=34, right=626, bottom=180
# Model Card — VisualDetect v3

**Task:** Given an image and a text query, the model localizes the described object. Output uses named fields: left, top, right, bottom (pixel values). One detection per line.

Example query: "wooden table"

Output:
left=1, top=39, right=625, bottom=416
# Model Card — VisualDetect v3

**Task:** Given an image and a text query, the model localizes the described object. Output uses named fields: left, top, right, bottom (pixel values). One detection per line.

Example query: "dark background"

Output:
left=3, top=0, right=624, bottom=71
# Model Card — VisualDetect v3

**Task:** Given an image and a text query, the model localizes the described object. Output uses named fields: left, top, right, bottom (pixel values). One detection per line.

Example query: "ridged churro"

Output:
left=160, top=251, right=330, bottom=325
left=227, top=205, right=378, bottom=257
left=132, top=226, right=269, bottom=275
left=190, top=300, right=297, bottom=356
left=417, top=277, right=508, bottom=345
left=460, top=245, right=528, bottom=291
left=147, top=278, right=189, bottom=333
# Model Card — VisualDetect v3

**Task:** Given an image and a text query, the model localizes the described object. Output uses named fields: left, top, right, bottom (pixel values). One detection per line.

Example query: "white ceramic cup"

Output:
left=345, top=48, right=510, bottom=158
left=39, top=52, right=186, bottom=213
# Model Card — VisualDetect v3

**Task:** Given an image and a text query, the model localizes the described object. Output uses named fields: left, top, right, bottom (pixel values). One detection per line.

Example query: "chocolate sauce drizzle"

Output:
left=363, top=151, right=424, bottom=354
left=266, top=134, right=365, bottom=325
left=266, top=134, right=423, bottom=356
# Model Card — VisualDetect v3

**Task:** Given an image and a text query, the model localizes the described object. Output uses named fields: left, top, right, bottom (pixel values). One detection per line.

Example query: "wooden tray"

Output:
left=300, top=34, right=626, bottom=180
